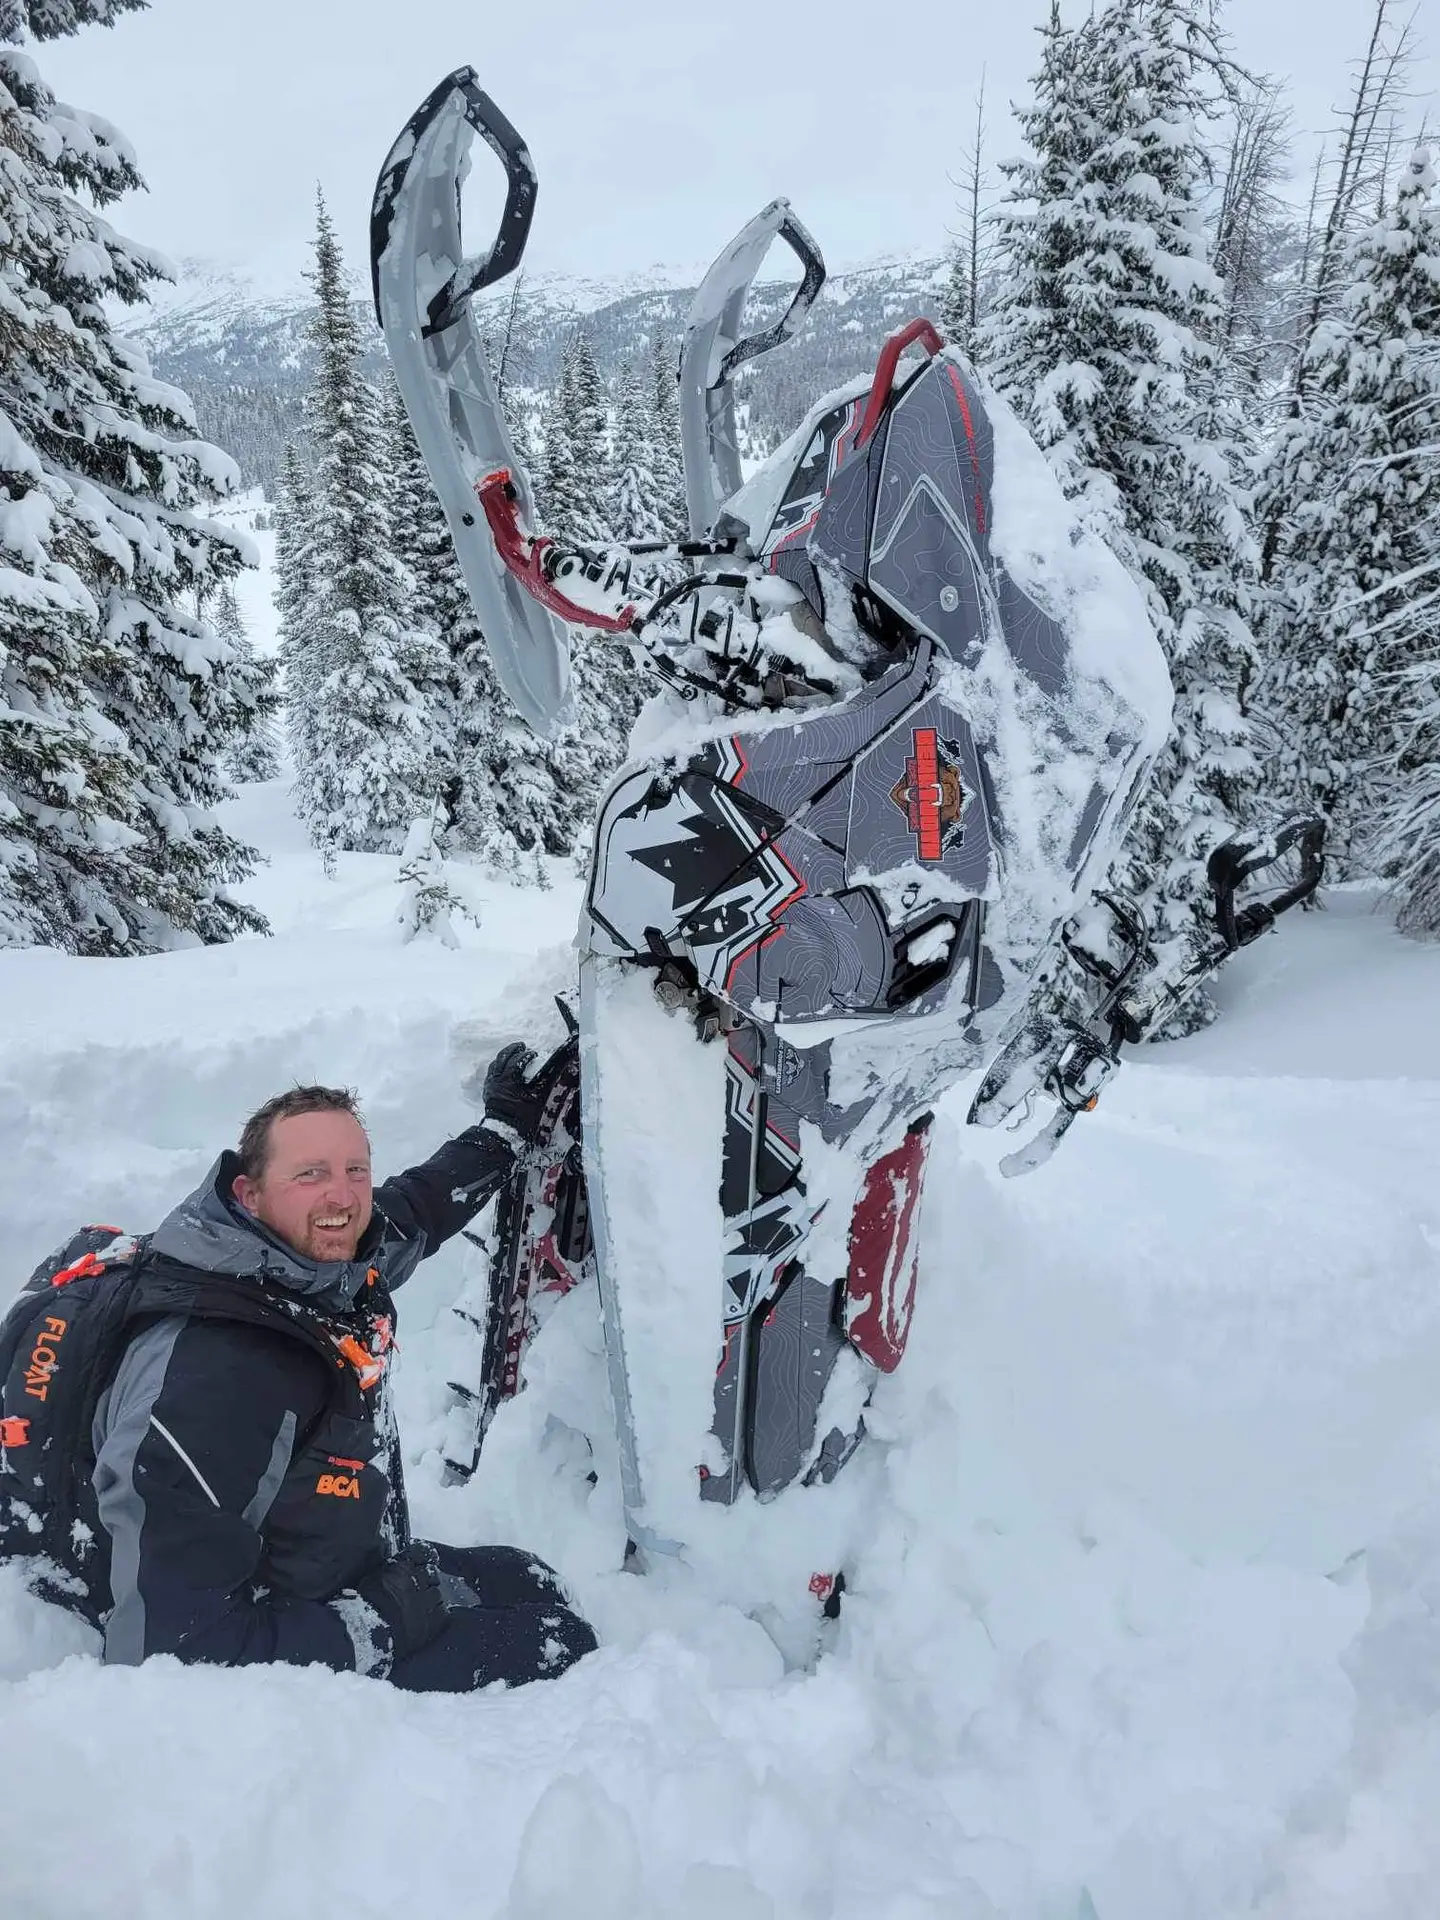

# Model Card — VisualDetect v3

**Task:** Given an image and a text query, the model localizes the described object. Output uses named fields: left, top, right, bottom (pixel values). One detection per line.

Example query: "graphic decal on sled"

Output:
left=889, top=728, right=968, bottom=864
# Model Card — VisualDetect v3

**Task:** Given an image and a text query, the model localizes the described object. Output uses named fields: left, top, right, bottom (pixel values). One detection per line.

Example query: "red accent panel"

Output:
left=855, top=318, right=944, bottom=451
left=945, top=364, right=987, bottom=537
left=476, top=470, right=637, bottom=633
left=766, top=503, right=821, bottom=572
left=843, top=1121, right=933, bottom=1372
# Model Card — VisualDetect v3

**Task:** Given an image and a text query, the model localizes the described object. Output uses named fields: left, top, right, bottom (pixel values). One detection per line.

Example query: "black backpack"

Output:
left=0, top=1226, right=150, bottom=1610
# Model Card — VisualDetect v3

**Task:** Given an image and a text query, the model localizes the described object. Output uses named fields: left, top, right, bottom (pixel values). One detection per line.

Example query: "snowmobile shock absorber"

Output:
left=627, top=569, right=754, bottom=640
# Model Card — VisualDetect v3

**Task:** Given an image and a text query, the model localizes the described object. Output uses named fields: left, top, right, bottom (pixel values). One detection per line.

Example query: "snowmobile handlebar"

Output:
left=972, top=814, right=1329, bottom=1174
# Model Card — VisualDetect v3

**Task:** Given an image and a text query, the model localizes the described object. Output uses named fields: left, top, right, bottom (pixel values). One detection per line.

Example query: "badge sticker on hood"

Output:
left=889, top=727, right=967, bottom=863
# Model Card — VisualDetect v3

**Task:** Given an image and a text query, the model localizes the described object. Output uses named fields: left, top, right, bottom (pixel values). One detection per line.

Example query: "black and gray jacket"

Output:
left=0, top=1125, right=513, bottom=1675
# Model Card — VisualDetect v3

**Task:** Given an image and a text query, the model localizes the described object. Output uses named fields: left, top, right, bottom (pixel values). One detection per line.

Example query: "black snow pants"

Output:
left=387, top=1542, right=597, bottom=1694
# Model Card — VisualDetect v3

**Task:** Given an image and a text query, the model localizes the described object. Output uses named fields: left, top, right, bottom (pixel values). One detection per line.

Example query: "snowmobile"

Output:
left=371, top=71, right=1324, bottom=1608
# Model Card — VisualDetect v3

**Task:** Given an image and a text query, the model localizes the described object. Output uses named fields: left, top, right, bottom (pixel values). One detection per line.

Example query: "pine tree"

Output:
left=606, top=360, right=666, bottom=546
left=938, top=249, right=971, bottom=347
left=939, top=75, right=993, bottom=355
left=650, top=331, right=688, bottom=539
left=564, top=330, right=610, bottom=544
left=395, top=807, right=477, bottom=947
left=569, top=341, right=643, bottom=780
left=216, top=586, right=282, bottom=783
left=0, top=5, right=266, bottom=953
left=979, top=0, right=1260, bottom=998
left=1287, top=1, right=1418, bottom=395
left=532, top=331, right=643, bottom=820
left=272, top=438, right=317, bottom=763
left=287, top=192, right=435, bottom=855
left=0, top=2, right=145, bottom=41
left=1373, top=650, right=1440, bottom=937
left=379, top=371, right=454, bottom=805
left=1258, top=150, right=1440, bottom=877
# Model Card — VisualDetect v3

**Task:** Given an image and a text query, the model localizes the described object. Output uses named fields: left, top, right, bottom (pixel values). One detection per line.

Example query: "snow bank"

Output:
left=2, top=777, right=1439, bottom=1916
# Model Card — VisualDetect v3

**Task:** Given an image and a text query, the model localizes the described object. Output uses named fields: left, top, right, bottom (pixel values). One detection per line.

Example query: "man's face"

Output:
left=232, top=1110, right=374, bottom=1262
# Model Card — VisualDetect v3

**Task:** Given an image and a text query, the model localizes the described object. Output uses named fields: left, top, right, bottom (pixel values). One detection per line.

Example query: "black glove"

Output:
left=355, top=1544, right=448, bottom=1663
left=482, top=1041, right=547, bottom=1142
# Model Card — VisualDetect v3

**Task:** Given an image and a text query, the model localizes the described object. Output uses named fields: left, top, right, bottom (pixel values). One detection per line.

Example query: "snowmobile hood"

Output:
left=150, top=1155, right=385, bottom=1311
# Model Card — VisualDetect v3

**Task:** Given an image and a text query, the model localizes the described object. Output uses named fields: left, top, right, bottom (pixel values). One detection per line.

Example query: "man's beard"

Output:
left=299, top=1214, right=365, bottom=1262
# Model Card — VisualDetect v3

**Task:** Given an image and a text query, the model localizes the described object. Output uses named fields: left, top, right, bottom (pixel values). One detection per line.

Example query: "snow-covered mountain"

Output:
left=124, top=246, right=949, bottom=497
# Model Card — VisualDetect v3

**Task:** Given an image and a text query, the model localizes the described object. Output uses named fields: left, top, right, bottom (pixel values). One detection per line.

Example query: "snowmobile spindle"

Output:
left=475, top=469, right=639, bottom=634
left=679, top=198, right=827, bottom=539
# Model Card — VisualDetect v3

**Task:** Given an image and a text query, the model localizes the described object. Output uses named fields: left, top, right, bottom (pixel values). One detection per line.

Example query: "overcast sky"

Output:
left=37, top=0, right=1440, bottom=289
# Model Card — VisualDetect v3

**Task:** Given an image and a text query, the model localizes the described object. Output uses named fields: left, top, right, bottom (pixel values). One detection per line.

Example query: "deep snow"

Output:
left=2, top=781, right=1439, bottom=1916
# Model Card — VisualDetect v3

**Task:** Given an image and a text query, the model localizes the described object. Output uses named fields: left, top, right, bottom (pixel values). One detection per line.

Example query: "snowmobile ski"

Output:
left=371, top=68, right=571, bottom=736
left=679, top=198, right=826, bottom=539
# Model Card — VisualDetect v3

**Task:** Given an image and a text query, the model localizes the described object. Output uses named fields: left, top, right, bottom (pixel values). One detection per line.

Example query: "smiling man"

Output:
left=0, top=1057, right=597, bottom=1693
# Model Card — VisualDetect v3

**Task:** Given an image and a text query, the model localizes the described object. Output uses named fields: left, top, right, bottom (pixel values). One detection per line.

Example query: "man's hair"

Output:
left=237, top=1086, right=364, bottom=1182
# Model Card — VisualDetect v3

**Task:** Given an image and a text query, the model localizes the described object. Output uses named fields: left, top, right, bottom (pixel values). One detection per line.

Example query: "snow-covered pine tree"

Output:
left=0, top=3, right=267, bottom=953
left=379, top=370, right=455, bottom=808
left=650, top=331, right=688, bottom=539
left=288, top=191, right=436, bottom=855
left=563, top=329, right=610, bottom=545
left=1257, top=150, right=1440, bottom=878
left=569, top=339, right=645, bottom=781
left=537, top=331, right=604, bottom=541
left=938, top=248, right=971, bottom=348
left=1371, top=606, right=1440, bottom=933
left=394, top=806, right=477, bottom=947
left=605, top=360, right=666, bottom=547
left=215, top=586, right=282, bottom=783
left=979, top=0, right=1260, bottom=1002
left=533, top=329, right=642, bottom=810
left=1287, top=0, right=1418, bottom=395
left=272, top=438, right=317, bottom=762
left=1373, top=700, right=1440, bottom=937
left=535, top=347, right=575, bottom=536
